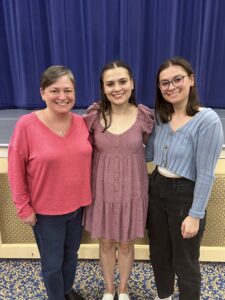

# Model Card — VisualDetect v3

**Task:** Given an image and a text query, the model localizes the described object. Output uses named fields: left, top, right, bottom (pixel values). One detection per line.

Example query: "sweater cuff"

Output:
left=189, top=209, right=205, bottom=219
left=17, top=205, right=35, bottom=220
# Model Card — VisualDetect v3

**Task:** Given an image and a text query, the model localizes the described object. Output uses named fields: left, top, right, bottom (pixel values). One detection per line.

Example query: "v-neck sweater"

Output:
left=8, top=112, right=92, bottom=219
left=145, top=108, right=224, bottom=219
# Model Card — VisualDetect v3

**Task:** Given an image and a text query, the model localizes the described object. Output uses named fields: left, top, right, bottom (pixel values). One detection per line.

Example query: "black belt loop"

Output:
left=151, top=166, right=158, bottom=179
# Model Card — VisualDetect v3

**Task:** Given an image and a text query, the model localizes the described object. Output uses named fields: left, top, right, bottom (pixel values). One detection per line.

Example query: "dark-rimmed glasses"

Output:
left=158, top=75, right=189, bottom=91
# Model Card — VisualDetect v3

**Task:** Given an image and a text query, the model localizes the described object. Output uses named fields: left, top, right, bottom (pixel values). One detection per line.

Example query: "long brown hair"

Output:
left=98, top=60, right=137, bottom=131
left=155, top=57, right=200, bottom=123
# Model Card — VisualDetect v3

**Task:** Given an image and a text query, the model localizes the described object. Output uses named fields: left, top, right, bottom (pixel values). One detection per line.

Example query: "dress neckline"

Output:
left=99, top=105, right=140, bottom=136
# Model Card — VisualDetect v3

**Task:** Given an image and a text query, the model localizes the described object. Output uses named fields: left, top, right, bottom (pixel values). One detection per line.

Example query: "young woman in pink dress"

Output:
left=83, top=60, right=154, bottom=300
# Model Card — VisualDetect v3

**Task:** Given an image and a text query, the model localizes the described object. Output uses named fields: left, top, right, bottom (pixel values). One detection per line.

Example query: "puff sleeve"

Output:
left=83, top=102, right=100, bottom=133
left=137, top=104, right=154, bottom=135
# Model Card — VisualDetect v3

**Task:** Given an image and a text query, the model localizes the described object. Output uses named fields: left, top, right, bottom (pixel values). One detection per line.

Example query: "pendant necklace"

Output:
left=58, top=130, right=64, bottom=136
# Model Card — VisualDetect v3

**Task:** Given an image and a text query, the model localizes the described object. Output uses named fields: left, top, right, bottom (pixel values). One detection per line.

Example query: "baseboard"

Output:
left=0, top=243, right=225, bottom=262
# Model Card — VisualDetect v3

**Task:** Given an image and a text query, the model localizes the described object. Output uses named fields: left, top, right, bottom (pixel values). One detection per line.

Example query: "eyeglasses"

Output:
left=158, top=75, right=189, bottom=91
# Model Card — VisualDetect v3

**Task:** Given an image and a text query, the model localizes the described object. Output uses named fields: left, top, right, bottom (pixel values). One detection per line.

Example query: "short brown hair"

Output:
left=40, top=65, right=75, bottom=90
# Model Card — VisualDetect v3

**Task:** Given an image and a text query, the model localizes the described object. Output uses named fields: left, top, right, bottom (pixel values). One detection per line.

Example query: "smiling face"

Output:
left=40, top=75, right=75, bottom=114
left=159, top=65, right=194, bottom=109
left=102, top=67, right=134, bottom=107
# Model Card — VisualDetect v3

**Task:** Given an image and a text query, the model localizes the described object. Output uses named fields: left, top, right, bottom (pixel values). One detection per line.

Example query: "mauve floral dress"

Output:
left=83, top=104, right=154, bottom=242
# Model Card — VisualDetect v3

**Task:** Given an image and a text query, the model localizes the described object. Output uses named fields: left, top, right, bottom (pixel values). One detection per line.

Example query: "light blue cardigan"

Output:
left=145, top=108, right=224, bottom=219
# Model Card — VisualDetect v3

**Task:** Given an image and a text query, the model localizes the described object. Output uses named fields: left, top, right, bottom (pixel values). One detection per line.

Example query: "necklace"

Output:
left=38, top=109, right=70, bottom=136
left=57, top=130, right=65, bottom=136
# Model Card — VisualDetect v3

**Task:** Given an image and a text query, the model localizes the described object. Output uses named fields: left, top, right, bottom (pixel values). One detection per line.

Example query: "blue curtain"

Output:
left=0, top=0, right=225, bottom=109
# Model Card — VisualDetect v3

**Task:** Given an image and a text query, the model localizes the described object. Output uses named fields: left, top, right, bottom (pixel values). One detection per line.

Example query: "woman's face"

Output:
left=40, top=75, right=75, bottom=114
left=159, top=65, right=194, bottom=108
left=102, top=67, right=134, bottom=107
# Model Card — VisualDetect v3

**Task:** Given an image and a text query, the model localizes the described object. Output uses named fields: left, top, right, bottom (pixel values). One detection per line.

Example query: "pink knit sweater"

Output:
left=8, top=112, right=92, bottom=219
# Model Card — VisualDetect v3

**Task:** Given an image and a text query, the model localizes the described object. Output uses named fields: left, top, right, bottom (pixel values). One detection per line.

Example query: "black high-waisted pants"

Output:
left=147, top=168, right=206, bottom=300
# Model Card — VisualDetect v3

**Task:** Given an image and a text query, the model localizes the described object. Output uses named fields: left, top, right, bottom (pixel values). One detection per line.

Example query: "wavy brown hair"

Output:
left=155, top=57, right=200, bottom=123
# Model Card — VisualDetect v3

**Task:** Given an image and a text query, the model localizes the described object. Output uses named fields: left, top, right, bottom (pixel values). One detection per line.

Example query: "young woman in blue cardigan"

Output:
left=145, top=57, right=224, bottom=300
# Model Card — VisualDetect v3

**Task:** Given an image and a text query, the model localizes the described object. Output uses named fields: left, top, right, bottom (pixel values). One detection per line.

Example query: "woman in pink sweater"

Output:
left=8, top=66, right=92, bottom=300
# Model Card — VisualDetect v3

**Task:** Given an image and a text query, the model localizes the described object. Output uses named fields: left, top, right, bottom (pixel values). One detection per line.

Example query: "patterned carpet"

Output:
left=0, top=259, right=224, bottom=300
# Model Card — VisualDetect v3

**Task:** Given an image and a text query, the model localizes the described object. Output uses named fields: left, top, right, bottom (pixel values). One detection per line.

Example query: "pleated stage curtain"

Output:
left=0, top=0, right=225, bottom=109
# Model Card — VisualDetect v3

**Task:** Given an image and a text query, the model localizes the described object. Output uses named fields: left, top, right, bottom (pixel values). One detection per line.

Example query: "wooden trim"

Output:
left=1, top=148, right=225, bottom=174
left=0, top=242, right=225, bottom=262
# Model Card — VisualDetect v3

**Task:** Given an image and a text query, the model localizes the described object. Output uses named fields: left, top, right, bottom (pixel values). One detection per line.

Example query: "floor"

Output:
left=0, top=259, right=224, bottom=299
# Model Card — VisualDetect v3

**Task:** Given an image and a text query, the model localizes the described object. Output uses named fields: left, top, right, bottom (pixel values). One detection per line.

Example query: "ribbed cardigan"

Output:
left=145, top=108, right=224, bottom=219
